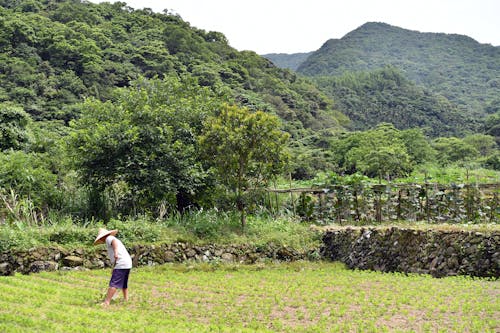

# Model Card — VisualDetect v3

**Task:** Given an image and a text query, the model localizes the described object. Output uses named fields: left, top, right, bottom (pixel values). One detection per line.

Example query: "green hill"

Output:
left=298, top=22, right=500, bottom=118
left=313, top=67, right=476, bottom=137
left=262, top=52, right=313, bottom=71
left=0, top=0, right=345, bottom=136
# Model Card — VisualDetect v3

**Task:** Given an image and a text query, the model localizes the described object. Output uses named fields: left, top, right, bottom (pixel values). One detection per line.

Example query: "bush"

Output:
left=0, top=151, right=63, bottom=211
left=0, top=211, right=320, bottom=252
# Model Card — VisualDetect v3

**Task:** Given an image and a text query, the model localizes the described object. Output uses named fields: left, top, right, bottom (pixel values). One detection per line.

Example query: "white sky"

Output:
left=89, top=0, right=500, bottom=54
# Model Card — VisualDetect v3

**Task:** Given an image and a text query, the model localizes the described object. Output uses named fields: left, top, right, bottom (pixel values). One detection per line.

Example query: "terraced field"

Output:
left=0, top=262, right=498, bottom=332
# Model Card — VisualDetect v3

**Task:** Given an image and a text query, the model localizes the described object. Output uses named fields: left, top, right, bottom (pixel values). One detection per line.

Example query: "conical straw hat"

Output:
left=93, top=228, right=118, bottom=245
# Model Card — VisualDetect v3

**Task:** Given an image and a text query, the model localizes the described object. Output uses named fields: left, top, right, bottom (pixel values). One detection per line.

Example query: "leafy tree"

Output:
left=431, top=137, right=479, bottom=165
left=399, top=128, right=436, bottom=164
left=69, top=76, right=224, bottom=218
left=199, top=104, right=289, bottom=227
left=463, top=134, right=497, bottom=157
left=331, top=124, right=414, bottom=179
left=484, top=112, right=500, bottom=144
left=482, top=152, right=500, bottom=171
left=0, top=150, right=61, bottom=213
left=0, top=102, right=32, bottom=151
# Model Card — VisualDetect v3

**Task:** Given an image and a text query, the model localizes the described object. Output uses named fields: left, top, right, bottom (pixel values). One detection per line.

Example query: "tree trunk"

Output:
left=240, top=208, right=246, bottom=229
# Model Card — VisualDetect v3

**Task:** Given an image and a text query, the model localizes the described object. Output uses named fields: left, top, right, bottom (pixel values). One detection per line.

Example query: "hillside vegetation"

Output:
left=313, top=67, right=475, bottom=136
left=298, top=22, right=500, bottom=118
left=0, top=2, right=498, bottom=224
left=0, top=0, right=344, bottom=134
left=262, top=52, right=313, bottom=71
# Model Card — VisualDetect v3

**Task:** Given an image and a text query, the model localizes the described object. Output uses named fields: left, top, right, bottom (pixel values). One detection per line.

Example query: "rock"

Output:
left=185, top=249, right=196, bottom=258
left=221, top=253, right=234, bottom=262
left=63, top=256, right=84, bottom=267
left=164, top=251, right=176, bottom=263
left=90, top=259, right=105, bottom=269
left=0, top=262, right=12, bottom=276
left=30, top=261, right=58, bottom=273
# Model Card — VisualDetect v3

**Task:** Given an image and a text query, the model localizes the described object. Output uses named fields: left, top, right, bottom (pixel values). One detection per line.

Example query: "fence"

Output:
left=266, top=183, right=499, bottom=224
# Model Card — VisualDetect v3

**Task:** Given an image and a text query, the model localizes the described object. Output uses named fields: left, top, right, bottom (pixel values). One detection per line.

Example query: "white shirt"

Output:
left=105, top=235, right=132, bottom=269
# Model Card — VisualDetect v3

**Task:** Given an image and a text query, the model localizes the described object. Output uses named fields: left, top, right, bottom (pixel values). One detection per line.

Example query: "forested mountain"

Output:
left=313, top=67, right=475, bottom=137
left=0, top=0, right=345, bottom=136
left=0, top=2, right=498, bottom=222
left=262, top=52, right=313, bottom=71
left=298, top=22, right=500, bottom=118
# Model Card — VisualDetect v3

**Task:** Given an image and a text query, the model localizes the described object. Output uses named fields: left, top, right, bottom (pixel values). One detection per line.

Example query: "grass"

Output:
left=1, top=210, right=498, bottom=253
left=0, top=261, right=497, bottom=332
left=0, top=212, right=321, bottom=252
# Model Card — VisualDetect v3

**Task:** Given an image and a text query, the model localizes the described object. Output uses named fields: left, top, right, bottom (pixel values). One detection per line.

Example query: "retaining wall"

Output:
left=0, top=242, right=318, bottom=276
left=321, top=227, right=499, bottom=278
left=1, top=227, right=498, bottom=278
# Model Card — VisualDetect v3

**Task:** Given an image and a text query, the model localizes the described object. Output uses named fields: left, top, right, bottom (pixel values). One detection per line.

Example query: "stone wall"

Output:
left=1, top=227, right=498, bottom=278
left=0, top=242, right=319, bottom=276
left=321, top=227, right=499, bottom=278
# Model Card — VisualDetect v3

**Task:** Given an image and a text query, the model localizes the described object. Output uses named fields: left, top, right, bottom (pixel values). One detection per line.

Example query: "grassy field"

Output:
left=0, top=262, right=498, bottom=332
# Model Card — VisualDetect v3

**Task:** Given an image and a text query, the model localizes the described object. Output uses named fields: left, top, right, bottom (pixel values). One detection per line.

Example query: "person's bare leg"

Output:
left=103, top=287, right=117, bottom=305
left=122, top=288, right=128, bottom=301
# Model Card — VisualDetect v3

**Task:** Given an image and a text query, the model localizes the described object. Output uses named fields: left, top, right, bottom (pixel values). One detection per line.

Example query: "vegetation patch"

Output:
left=0, top=262, right=498, bottom=332
left=0, top=213, right=320, bottom=253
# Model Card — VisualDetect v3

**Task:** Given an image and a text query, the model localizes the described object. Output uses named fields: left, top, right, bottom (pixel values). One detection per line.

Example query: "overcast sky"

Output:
left=89, top=0, right=500, bottom=54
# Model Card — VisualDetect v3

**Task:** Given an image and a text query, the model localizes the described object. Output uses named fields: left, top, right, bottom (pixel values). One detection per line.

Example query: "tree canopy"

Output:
left=199, top=104, right=289, bottom=226
left=313, top=67, right=474, bottom=137
left=69, top=76, right=225, bottom=218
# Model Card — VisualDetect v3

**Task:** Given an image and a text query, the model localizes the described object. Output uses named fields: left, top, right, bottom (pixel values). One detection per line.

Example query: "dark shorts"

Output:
left=109, top=269, right=130, bottom=289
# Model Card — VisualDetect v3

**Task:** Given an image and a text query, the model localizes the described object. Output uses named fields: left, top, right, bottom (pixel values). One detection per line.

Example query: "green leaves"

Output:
left=200, top=104, right=289, bottom=190
left=0, top=102, right=32, bottom=151
left=332, top=124, right=420, bottom=179
left=313, top=67, right=472, bottom=137
left=200, top=104, right=289, bottom=226
left=69, top=76, right=223, bottom=217
left=0, top=151, right=61, bottom=213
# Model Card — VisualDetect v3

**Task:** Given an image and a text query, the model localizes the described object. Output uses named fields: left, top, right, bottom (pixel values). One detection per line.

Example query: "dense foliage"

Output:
left=0, top=1, right=497, bottom=224
left=262, top=52, right=313, bottom=71
left=69, top=76, right=227, bottom=218
left=298, top=22, right=500, bottom=118
left=313, top=67, right=475, bottom=136
left=200, top=104, right=289, bottom=226
left=0, top=0, right=342, bottom=136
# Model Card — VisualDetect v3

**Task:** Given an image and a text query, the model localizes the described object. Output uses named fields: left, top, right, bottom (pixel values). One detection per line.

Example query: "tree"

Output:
left=199, top=104, right=289, bottom=227
left=399, top=128, right=436, bottom=164
left=0, top=150, right=61, bottom=216
left=484, top=112, right=500, bottom=145
left=432, top=137, right=479, bottom=165
left=69, top=76, right=223, bottom=218
left=463, top=134, right=497, bottom=157
left=334, top=123, right=413, bottom=180
left=0, top=102, right=32, bottom=151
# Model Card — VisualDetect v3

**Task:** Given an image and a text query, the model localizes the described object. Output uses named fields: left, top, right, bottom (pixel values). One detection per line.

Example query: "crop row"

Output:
left=0, top=262, right=498, bottom=332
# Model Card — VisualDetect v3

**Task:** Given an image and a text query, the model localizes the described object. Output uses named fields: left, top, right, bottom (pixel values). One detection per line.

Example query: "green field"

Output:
left=0, top=262, right=498, bottom=332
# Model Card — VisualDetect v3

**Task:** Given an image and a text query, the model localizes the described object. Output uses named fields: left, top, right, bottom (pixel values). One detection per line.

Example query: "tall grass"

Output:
left=0, top=210, right=320, bottom=252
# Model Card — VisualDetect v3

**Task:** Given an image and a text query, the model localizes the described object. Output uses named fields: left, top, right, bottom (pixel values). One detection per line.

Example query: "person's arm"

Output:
left=111, top=239, right=119, bottom=263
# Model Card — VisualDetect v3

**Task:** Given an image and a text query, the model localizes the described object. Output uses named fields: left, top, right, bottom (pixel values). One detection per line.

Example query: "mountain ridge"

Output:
left=297, top=22, right=500, bottom=117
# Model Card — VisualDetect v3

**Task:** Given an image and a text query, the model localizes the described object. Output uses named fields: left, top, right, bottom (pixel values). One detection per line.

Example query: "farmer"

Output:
left=93, top=228, right=132, bottom=306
